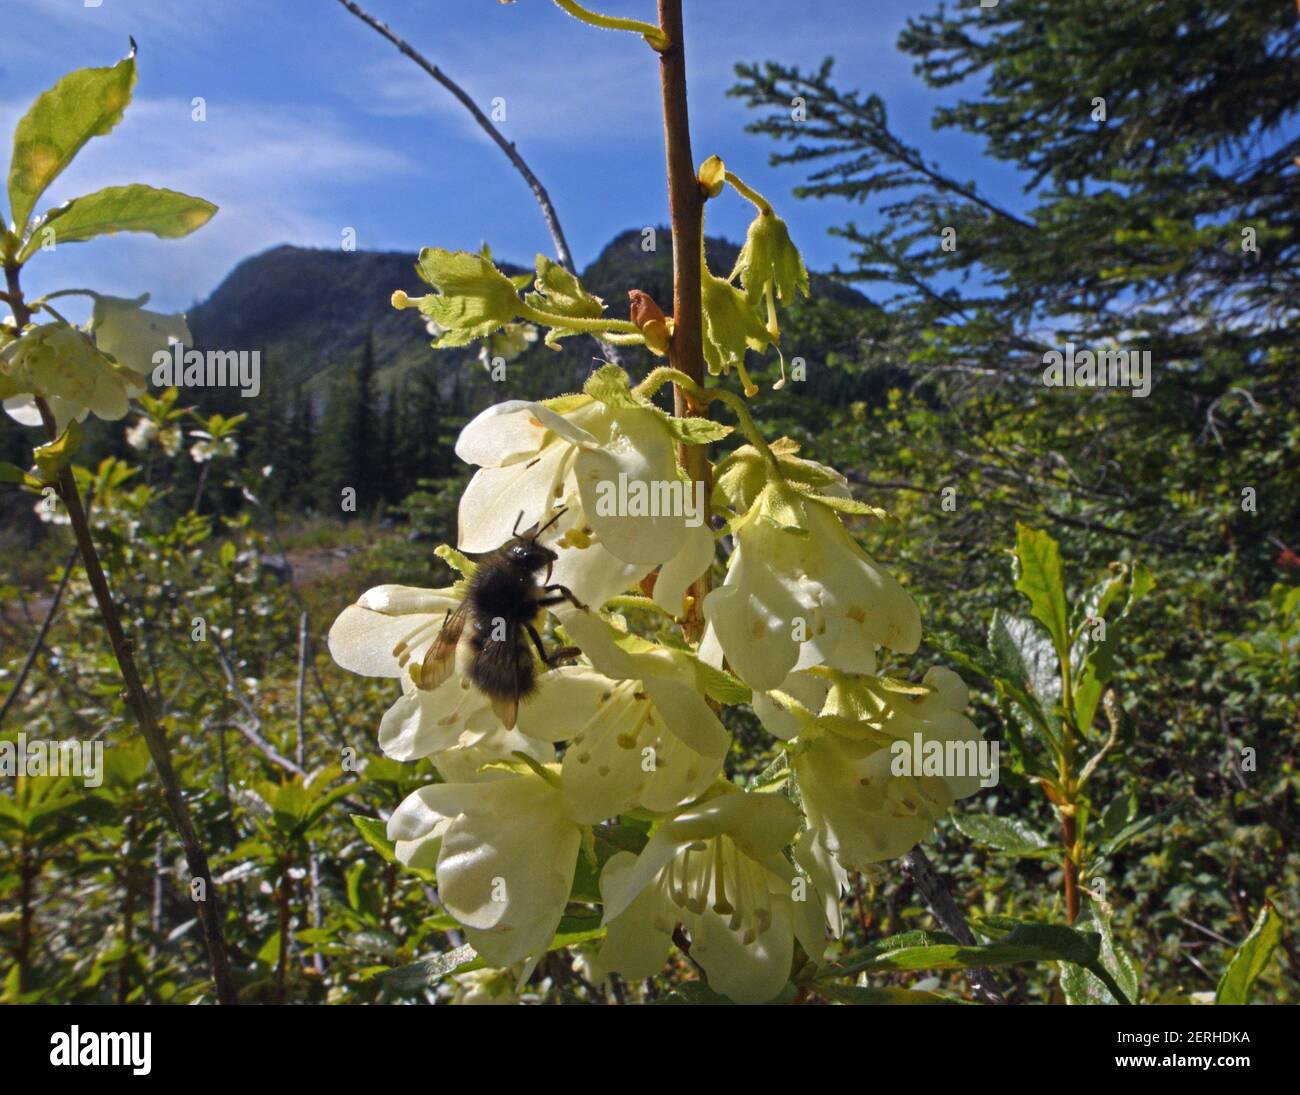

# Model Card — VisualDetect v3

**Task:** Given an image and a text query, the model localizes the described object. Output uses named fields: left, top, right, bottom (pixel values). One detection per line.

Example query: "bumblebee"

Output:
left=419, top=509, right=585, bottom=728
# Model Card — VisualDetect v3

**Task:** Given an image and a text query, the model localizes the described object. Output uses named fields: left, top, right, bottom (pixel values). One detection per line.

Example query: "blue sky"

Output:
left=2, top=0, right=1011, bottom=314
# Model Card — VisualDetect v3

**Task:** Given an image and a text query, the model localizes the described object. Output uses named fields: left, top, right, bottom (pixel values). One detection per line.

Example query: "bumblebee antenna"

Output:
left=512, top=510, right=524, bottom=537
left=532, top=506, right=567, bottom=539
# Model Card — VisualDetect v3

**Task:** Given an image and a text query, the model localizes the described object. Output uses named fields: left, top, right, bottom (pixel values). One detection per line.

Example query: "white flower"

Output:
left=387, top=765, right=582, bottom=971
left=188, top=430, right=238, bottom=463
left=594, top=789, right=827, bottom=1004
left=768, top=666, right=985, bottom=871
left=515, top=614, right=730, bottom=823
left=2, top=323, right=130, bottom=430
left=701, top=483, right=921, bottom=691
left=125, top=417, right=157, bottom=450
left=455, top=371, right=719, bottom=611
left=90, top=294, right=190, bottom=384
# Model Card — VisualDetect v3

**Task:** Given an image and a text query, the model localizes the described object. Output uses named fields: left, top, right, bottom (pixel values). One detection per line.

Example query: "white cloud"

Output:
left=3, top=95, right=416, bottom=313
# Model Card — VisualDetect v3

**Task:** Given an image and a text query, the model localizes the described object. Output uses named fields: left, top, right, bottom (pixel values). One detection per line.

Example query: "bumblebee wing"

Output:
left=416, top=602, right=468, bottom=690
left=490, top=693, right=519, bottom=732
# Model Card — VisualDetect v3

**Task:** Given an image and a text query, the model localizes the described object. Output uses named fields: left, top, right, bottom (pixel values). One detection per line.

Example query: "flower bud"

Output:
left=628, top=289, right=671, bottom=356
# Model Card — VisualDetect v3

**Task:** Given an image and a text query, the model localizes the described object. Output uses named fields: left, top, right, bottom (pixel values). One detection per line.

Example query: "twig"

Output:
left=295, top=611, right=309, bottom=770
left=901, top=846, right=1006, bottom=1004
left=5, top=259, right=237, bottom=1005
left=0, top=542, right=79, bottom=725
left=334, top=0, right=573, bottom=268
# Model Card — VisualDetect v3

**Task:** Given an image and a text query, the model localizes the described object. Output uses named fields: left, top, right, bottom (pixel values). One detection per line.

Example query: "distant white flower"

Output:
left=189, top=430, right=237, bottom=463
left=125, top=417, right=157, bottom=450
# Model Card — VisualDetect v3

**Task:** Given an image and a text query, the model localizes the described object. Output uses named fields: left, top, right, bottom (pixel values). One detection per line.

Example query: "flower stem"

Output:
left=517, top=303, right=641, bottom=338
left=723, top=170, right=773, bottom=215
left=552, top=0, right=669, bottom=49
left=638, top=365, right=783, bottom=474
left=4, top=261, right=239, bottom=1005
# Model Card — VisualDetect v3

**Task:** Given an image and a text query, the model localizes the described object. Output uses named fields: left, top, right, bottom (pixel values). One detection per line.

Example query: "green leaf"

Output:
left=952, top=813, right=1057, bottom=859
left=824, top=923, right=1128, bottom=1001
left=350, top=815, right=398, bottom=866
left=376, top=943, right=477, bottom=990
left=9, top=54, right=137, bottom=236
left=1215, top=902, right=1283, bottom=1005
left=19, top=185, right=216, bottom=261
left=524, top=254, right=604, bottom=346
left=410, top=247, right=523, bottom=348
left=32, top=420, right=84, bottom=484
left=1013, top=524, right=1071, bottom=665
left=988, top=608, right=1061, bottom=722
left=816, top=982, right=955, bottom=1005
left=256, top=931, right=282, bottom=967
left=1061, top=899, right=1140, bottom=1005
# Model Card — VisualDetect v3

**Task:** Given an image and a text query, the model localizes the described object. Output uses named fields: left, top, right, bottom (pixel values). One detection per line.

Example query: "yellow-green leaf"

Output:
left=8, top=54, right=137, bottom=236
left=19, top=185, right=216, bottom=261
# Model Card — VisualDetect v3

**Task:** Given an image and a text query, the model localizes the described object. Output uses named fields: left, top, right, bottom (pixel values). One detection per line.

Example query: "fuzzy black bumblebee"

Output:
left=417, top=509, right=585, bottom=728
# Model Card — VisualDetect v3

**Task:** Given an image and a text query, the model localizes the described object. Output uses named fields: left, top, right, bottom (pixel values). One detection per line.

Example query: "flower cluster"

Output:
left=332, top=279, right=985, bottom=1000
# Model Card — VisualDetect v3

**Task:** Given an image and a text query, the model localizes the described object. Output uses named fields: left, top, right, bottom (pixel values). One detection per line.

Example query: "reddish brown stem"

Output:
left=656, top=0, right=712, bottom=641
left=1061, top=813, right=1080, bottom=925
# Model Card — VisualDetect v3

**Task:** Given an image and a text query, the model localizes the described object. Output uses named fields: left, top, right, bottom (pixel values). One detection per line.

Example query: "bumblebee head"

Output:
left=506, top=538, right=558, bottom=575
left=509, top=507, right=566, bottom=579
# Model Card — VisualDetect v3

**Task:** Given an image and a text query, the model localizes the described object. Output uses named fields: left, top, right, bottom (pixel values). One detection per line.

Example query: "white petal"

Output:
left=652, top=521, right=715, bottom=616
left=455, top=400, right=596, bottom=467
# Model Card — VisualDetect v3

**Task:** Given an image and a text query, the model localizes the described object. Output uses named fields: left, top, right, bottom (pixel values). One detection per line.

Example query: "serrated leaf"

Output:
left=952, top=813, right=1056, bottom=859
left=1061, top=899, right=1140, bottom=1005
left=1013, top=524, right=1070, bottom=666
left=988, top=608, right=1060, bottom=721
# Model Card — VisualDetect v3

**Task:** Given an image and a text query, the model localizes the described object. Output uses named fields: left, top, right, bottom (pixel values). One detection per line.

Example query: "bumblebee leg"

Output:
left=524, top=623, right=550, bottom=663
left=544, top=645, right=581, bottom=667
left=538, top=584, right=588, bottom=611
left=526, top=623, right=580, bottom=668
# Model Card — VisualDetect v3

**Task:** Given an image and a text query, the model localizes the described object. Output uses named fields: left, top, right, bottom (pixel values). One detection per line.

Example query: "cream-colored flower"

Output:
left=774, top=666, right=986, bottom=870
left=515, top=615, right=729, bottom=823
left=387, top=766, right=582, bottom=971
left=90, top=293, right=190, bottom=385
left=2, top=322, right=130, bottom=430
left=701, top=483, right=920, bottom=692
left=455, top=369, right=721, bottom=611
left=594, top=789, right=827, bottom=1004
